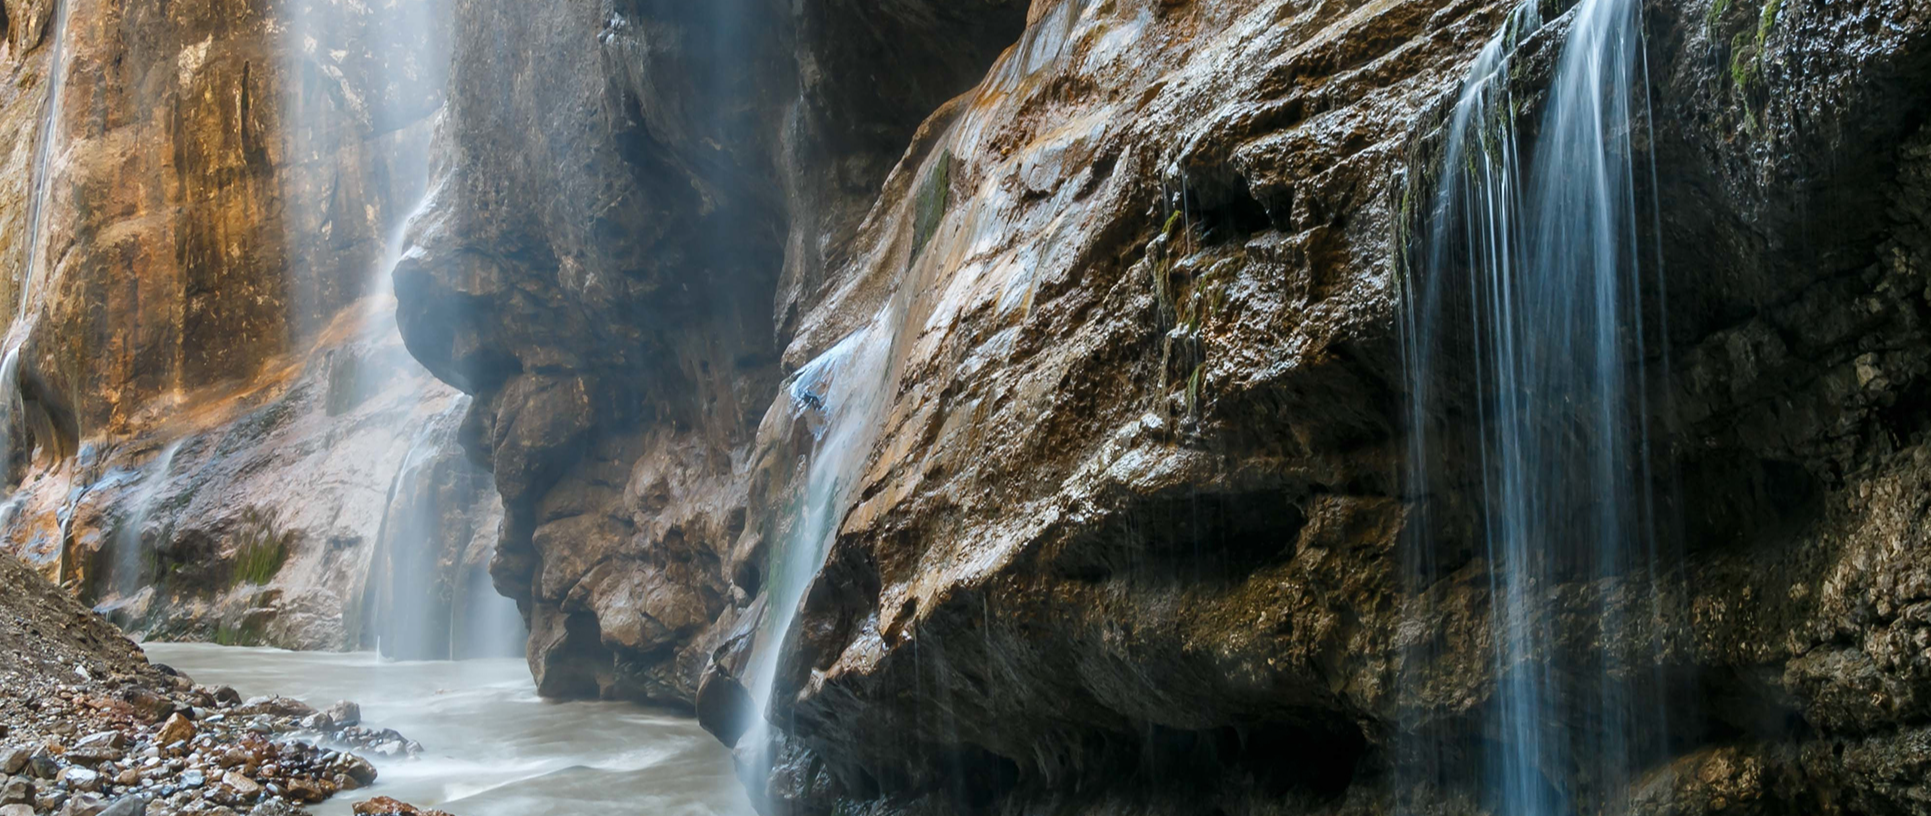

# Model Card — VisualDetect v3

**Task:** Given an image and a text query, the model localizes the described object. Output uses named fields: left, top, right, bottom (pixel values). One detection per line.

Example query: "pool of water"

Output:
left=141, top=644, right=753, bottom=816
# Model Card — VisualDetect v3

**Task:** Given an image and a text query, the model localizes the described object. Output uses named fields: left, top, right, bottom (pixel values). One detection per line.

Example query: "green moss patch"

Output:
left=910, top=150, right=954, bottom=264
left=229, top=507, right=294, bottom=587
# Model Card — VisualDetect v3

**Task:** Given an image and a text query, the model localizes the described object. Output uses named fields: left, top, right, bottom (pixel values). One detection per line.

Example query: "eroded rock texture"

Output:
left=0, top=0, right=507, bottom=656
left=397, top=0, right=1030, bottom=703
left=408, top=0, right=1927, bottom=813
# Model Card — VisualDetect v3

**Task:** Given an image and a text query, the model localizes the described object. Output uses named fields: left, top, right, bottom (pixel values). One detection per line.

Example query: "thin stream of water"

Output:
left=17, top=0, right=73, bottom=328
left=143, top=644, right=753, bottom=816
left=111, top=440, right=186, bottom=598
left=2, top=0, right=77, bottom=494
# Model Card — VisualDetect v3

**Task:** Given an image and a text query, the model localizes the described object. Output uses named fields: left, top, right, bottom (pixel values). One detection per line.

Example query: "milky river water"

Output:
left=141, top=644, right=753, bottom=816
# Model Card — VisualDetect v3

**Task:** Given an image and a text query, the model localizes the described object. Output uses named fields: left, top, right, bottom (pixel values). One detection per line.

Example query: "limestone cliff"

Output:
left=403, top=0, right=1931, bottom=813
left=0, top=0, right=507, bottom=658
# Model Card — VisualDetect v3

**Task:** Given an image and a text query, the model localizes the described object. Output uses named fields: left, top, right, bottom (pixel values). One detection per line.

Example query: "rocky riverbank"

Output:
left=0, top=553, right=438, bottom=816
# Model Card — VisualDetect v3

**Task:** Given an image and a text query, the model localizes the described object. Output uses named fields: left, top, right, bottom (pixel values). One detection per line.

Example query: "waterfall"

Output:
left=1401, top=0, right=1672, bottom=811
left=351, top=176, right=524, bottom=663
left=366, top=396, right=523, bottom=661
left=109, top=439, right=186, bottom=599
left=2, top=0, right=76, bottom=492
left=0, top=347, right=21, bottom=491
left=275, top=0, right=520, bottom=662
left=16, top=0, right=73, bottom=328
left=740, top=307, right=897, bottom=783
left=348, top=145, right=523, bottom=662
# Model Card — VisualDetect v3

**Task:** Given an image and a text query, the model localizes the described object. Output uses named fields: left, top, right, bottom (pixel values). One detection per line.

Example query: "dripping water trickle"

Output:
left=1400, top=0, right=1677, bottom=811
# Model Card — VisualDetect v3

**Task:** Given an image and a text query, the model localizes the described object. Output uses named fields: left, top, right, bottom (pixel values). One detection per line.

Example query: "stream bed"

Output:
left=142, top=644, right=753, bottom=816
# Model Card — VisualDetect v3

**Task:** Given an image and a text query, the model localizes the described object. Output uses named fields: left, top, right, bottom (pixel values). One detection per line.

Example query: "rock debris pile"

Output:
left=0, top=554, right=433, bottom=816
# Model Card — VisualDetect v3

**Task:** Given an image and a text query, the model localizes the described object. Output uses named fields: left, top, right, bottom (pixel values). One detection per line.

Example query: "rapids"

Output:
left=142, top=644, right=754, bottom=816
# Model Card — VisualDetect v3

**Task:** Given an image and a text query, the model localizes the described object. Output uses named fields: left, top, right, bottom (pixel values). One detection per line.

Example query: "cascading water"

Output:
left=1401, top=0, right=1673, bottom=811
left=366, top=397, right=457, bottom=659
left=366, top=396, right=523, bottom=661
left=109, top=439, right=186, bottom=598
left=352, top=175, right=522, bottom=662
left=0, top=348, right=22, bottom=502
left=15, top=0, right=73, bottom=326
left=740, top=312, right=896, bottom=779
left=2, top=0, right=77, bottom=491
left=280, top=0, right=520, bottom=662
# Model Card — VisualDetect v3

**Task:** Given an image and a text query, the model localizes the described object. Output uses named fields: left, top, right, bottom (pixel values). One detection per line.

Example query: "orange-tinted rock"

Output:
left=352, top=796, right=453, bottom=816
left=10, top=0, right=1931, bottom=813
left=154, top=714, right=193, bottom=747
left=0, top=0, right=508, bottom=657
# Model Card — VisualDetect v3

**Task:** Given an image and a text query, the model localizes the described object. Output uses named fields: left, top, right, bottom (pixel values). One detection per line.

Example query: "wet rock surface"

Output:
left=348, top=798, right=451, bottom=816
left=0, top=553, right=400, bottom=816
left=398, top=0, right=1931, bottom=814
left=396, top=0, right=1029, bottom=706
left=13, top=311, right=504, bottom=657
left=1, top=0, right=1925, bottom=812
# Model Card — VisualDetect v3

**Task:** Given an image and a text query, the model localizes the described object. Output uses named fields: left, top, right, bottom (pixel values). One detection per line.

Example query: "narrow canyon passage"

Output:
left=1, top=0, right=1928, bottom=815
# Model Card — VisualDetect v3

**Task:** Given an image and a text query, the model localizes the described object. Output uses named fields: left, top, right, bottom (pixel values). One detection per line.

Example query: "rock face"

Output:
left=0, top=0, right=1905, bottom=810
left=403, top=0, right=1931, bottom=814
left=0, top=0, right=513, bottom=657
left=395, top=0, right=1029, bottom=703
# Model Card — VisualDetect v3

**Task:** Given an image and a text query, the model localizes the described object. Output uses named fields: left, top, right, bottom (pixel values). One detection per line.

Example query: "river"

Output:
left=141, top=644, right=753, bottom=816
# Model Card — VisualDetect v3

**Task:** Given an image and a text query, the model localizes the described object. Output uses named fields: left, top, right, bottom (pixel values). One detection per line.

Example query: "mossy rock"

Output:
left=910, top=150, right=953, bottom=264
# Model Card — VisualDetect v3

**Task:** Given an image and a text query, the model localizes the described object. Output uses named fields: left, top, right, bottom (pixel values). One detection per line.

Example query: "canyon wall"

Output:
left=393, top=0, right=1030, bottom=703
left=0, top=0, right=507, bottom=657
left=402, top=0, right=1931, bottom=813
left=3, top=0, right=1927, bottom=812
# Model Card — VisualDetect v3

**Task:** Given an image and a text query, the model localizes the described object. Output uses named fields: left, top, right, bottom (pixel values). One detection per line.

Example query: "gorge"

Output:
left=2, top=0, right=1929, bottom=814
